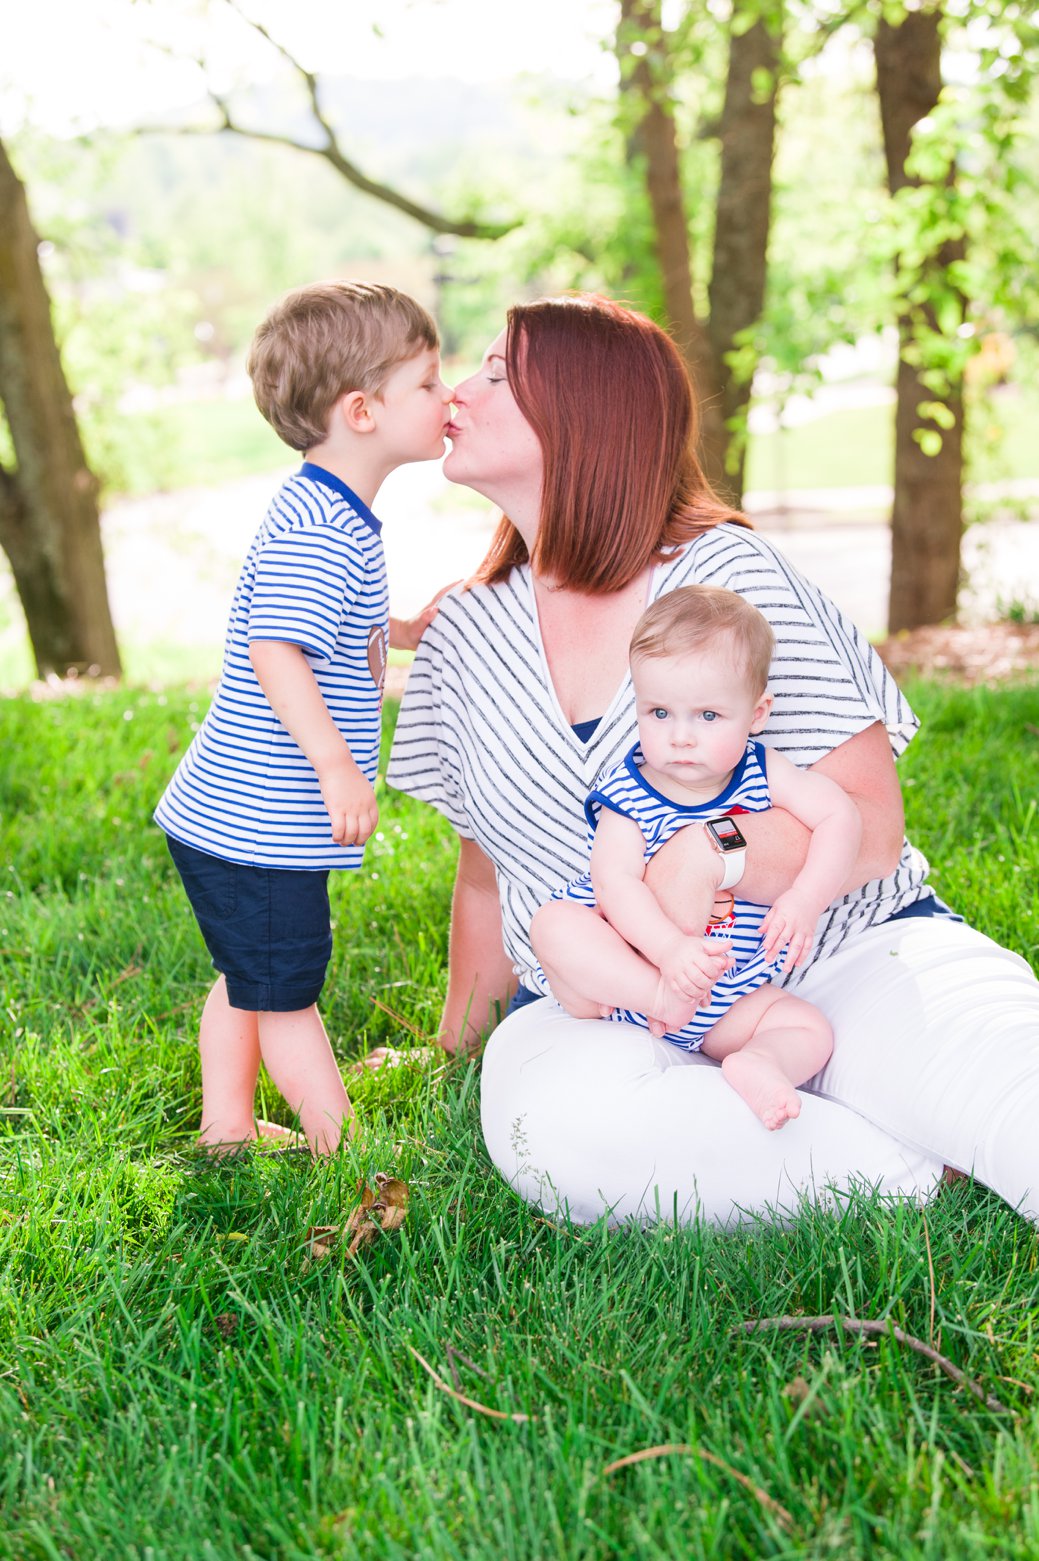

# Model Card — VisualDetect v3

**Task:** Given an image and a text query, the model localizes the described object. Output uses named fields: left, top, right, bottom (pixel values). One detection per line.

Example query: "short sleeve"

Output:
left=670, top=528, right=919, bottom=766
left=387, top=606, right=474, bottom=839
left=248, top=526, right=363, bottom=661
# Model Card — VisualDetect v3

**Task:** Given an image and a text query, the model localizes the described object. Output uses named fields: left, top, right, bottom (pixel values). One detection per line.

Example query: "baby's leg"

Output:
left=531, top=900, right=702, bottom=1034
left=257, top=1006, right=354, bottom=1155
left=198, top=975, right=262, bottom=1150
left=702, top=986, right=833, bottom=1131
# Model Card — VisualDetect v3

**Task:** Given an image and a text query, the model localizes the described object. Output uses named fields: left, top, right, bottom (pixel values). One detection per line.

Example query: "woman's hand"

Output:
left=389, top=582, right=460, bottom=652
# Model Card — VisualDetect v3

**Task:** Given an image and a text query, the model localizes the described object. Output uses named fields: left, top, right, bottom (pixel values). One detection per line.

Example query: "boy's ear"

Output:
left=749, top=690, right=773, bottom=734
left=335, top=388, right=376, bottom=435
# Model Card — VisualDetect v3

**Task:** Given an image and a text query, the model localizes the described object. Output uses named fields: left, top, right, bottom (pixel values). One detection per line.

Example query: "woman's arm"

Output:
left=439, top=836, right=517, bottom=1055
left=646, top=722, right=905, bottom=931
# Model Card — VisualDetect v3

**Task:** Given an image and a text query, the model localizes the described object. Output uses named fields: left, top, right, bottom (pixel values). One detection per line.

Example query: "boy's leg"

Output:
left=702, top=986, right=833, bottom=1131
left=257, top=1005, right=354, bottom=1155
left=198, top=975, right=261, bottom=1150
left=531, top=900, right=706, bottom=1035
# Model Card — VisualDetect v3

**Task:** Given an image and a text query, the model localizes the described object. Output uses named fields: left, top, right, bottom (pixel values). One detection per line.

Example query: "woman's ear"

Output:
left=749, top=690, right=773, bottom=734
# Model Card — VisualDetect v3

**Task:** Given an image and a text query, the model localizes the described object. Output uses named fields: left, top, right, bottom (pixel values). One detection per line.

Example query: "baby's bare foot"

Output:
left=647, top=976, right=701, bottom=1036
left=721, top=1052, right=802, bottom=1131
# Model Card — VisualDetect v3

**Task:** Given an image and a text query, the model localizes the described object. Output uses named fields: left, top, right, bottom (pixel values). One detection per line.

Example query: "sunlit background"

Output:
left=3, top=0, right=1038, bottom=685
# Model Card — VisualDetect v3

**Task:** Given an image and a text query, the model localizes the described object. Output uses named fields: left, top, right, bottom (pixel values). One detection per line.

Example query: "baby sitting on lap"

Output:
left=530, top=585, right=862, bottom=1130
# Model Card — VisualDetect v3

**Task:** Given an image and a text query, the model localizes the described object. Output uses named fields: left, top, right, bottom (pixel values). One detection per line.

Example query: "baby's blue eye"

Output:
left=651, top=708, right=668, bottom=721
left=702, top=710, right=719, bottom=723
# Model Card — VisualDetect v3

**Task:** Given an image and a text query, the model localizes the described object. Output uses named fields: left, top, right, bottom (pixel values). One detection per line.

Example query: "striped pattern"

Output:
left=386, top=524, right=931, bottom=991
left=536, top=739, right=784, bottom=1048
left=155, top=465, right=388, bottom=870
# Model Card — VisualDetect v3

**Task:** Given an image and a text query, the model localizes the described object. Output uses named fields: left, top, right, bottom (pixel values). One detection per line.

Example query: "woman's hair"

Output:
left=471, top=293, right=748, bottom=592
left=630, top=585, right=775, bottom=695
left=248, top=280, right=438, bottom=452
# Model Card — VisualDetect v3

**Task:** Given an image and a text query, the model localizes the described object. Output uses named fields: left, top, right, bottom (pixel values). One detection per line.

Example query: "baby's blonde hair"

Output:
left=630, top=585, right=775, bottom=695
left=247, top=280, right=438, bottom=452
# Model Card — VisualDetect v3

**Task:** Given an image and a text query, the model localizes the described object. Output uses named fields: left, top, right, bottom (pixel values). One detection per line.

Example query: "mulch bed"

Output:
left=873, top=623, right=1039, bottom=687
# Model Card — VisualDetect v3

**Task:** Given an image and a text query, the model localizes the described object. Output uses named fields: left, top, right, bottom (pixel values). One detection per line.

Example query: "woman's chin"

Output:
left=442, top=448, right=471, bottom=486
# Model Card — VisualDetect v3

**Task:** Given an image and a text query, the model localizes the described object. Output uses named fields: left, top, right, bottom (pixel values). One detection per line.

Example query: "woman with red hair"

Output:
left=388, top=294, right=1038, bottom=1227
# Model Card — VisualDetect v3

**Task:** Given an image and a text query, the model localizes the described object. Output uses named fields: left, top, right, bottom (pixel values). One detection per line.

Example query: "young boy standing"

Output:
left=155, top=280, right=452, bottom=1154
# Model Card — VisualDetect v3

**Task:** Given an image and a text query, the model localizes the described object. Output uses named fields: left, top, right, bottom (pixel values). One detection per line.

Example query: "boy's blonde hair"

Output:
left=630, top=585, right=775, bottom=695
left=247, top=280, right=438, bottom=452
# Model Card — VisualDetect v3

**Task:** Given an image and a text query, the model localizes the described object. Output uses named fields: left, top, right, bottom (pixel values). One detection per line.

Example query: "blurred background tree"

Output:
left=1, top=0, right=1037, bottom=682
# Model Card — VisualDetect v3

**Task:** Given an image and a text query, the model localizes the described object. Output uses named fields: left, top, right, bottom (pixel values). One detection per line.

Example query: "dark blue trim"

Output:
left=615, top=739, right=759, bottom=814
left=886, top=893, right=964, bottom=924
left=299, top=463, right=382, bottom=535
left=506, top=983, right=545, bottom=1016
left=571, top=716, right=601, bottom=743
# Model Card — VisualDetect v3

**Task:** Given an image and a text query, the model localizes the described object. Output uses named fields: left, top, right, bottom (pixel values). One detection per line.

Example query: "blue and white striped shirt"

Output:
left=388, top=525, right=931, bottom=990
left=155, top=464, right=388, bottom=870
left=533, top=739, right=785, bottom=1046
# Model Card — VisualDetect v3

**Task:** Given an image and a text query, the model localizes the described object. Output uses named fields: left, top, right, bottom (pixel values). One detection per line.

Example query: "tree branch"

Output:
left=134, top=0, right=516, bottom=240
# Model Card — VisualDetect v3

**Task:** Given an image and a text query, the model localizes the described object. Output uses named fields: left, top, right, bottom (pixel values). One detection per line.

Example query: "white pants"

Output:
left=480, top=919, right=1039, bottom=1227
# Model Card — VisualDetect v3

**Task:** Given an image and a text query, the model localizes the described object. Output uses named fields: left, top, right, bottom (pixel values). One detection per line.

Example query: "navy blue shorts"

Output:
left=166, top=835, right=332, bottom=1012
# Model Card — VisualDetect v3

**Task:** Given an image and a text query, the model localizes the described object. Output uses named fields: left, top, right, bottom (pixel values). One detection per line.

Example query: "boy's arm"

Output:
left=249, top=640, right=378, bottom=846
left=591, top=810, right=729, bottom=997
left=759, top=748, right=863, bottom=967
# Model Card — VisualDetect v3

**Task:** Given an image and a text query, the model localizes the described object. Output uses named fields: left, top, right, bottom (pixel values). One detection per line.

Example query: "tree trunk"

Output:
left=707, top=14, right=781, bottom=500
left=616, top=0, right=729, bottom=494
left=875, top=8, right=965, bottom=632
left=617, top=0, right=781, bottom=504
left=0, top=138, right=121, bottom=678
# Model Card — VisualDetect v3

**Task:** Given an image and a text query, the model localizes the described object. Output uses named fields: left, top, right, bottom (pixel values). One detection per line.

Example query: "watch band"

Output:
left=715, top=846, right=746, bottom=891
left=704, top=816, right=747, bottom=891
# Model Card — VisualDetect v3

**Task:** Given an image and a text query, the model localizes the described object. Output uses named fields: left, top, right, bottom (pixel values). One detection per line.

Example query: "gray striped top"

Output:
left=387, top=524, right=930, bottom=990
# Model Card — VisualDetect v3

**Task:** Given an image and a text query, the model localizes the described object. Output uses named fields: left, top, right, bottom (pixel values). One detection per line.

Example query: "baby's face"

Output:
left=633, top=644, right=771, bottom=796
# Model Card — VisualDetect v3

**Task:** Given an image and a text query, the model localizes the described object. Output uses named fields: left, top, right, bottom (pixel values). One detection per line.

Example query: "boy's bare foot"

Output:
left=348, top=1045, right=441, bottom=1075
left=255, top=1119, right=307, bottom=1151
left=721, top=1051, right=802, bottom=1131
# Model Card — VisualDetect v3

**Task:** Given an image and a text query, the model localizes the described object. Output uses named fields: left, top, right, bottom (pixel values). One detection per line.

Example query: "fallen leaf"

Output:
left=307, top=1176, right=410, bottom=1260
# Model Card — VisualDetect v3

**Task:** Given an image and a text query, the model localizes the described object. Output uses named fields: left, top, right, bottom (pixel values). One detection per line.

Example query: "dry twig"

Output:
left=737, top=1315, right=1009, bottom=1414
left=407, top=1345, right=533, bottom=1423
left=603, top=1444, right=794, bottom=1529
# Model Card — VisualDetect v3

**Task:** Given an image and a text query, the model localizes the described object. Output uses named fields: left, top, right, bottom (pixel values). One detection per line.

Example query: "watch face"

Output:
left=707, top=817, right=747, bottom=852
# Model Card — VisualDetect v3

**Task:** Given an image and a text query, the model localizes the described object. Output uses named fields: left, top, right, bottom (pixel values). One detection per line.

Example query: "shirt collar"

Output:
left=298, top=462, right=382, bottom=535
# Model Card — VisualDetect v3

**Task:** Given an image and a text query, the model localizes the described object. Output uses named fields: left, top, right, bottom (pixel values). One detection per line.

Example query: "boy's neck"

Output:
left=303, top=439, right=387, bottom=511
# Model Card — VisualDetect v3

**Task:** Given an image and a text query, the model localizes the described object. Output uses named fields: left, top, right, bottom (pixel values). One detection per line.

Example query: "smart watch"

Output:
left=704, top=815, right=748, bottom=891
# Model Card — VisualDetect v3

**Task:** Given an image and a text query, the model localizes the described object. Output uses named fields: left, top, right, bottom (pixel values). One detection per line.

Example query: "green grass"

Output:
left=1, top=680, right=1038, bottom=1558
left=745, top=387, right=1039, bottom=497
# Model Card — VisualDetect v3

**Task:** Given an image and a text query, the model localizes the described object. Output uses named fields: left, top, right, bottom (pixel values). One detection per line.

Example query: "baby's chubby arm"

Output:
left=249, top=640, right=378, bottom=846
left=759, top=750, right=863, bottom=969
left=591, top=809, right=731, bottom=1000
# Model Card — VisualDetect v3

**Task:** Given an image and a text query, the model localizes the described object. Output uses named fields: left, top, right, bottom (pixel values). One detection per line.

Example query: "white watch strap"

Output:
left=716, top=848, right=746, bottom=891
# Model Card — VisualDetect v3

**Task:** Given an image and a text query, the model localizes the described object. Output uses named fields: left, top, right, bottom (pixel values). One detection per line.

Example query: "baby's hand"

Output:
left=319, top=760, right=379, bottom=846
left=760, top=890, right=819, bottom=971
left=658, top=934, right=732, bottom=1003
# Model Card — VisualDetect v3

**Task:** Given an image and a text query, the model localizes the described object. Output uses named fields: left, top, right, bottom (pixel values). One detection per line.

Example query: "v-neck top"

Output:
left=386, top=524, right=929, bottom=992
